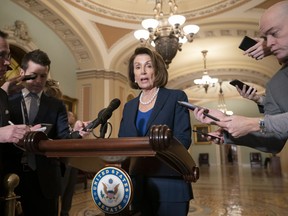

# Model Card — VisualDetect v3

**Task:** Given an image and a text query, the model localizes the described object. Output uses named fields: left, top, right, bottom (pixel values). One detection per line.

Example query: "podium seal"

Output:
left=91, top=166, right=133, bottom=214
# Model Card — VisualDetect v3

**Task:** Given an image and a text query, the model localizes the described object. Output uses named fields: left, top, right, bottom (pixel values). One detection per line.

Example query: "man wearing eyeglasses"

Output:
left=0, top=30, right=33, bottom=215
left=0, top=31, right=11, bottom=78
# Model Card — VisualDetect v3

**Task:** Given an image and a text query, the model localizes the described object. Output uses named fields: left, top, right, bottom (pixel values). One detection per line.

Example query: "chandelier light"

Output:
left=218, top=82, right=233, bottom=115
left=194, top=50, right=218, bottom=93
left=134, top=0, right=200, bottom=67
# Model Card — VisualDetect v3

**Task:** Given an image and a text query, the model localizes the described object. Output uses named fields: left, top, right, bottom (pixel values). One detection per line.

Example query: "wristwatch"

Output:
left=259, top=118, right=266, bottom=134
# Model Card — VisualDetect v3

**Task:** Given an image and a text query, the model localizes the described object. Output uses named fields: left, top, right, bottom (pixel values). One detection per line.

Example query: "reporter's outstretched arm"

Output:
left=216, top=115, right=261, bottom=138
left=1, top=75, right=25, bottom=95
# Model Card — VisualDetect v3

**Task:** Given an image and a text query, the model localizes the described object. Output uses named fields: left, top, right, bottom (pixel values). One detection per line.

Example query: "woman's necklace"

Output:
left=139, top=88, right=159, bottom=105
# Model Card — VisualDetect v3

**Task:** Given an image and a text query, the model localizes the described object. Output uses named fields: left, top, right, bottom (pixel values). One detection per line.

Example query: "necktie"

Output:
left=28, top=93, right=39, bottom=124
left=27, top=92, right=39, bottom=170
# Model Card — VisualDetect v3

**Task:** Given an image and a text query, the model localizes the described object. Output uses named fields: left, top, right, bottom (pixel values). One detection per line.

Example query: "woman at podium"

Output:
left=118, top=47, right=193, bottom=216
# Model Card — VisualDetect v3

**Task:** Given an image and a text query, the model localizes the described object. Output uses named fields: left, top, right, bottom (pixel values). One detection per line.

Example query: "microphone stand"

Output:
left=99, top=122, right=108, bottom=138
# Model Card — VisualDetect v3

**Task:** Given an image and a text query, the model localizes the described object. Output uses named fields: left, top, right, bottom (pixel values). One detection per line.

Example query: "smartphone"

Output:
left=178, top=101, right=220, bottom=121
left=192, top=130, right=220, bottom=140
left=238, top=36, right=258, bottom=51
left=229, top=79, right=256, bottom=92
left=23, top=74, right=37, bottom=81
left=178, top=101, right=199, bottom=111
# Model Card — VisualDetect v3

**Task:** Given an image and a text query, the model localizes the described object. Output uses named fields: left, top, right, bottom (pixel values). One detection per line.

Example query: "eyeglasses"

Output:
left=0, top=51, right=11, bottom=61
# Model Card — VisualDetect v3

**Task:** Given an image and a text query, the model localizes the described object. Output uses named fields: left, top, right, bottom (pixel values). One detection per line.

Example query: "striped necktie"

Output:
left=28, top=92, right=39, bottom=125
left=26, top=92, right=39, bottom=170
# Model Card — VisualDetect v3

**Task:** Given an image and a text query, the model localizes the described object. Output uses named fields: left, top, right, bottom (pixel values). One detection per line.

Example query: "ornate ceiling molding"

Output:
left=11, top=0, right=93, bottom=67
left=76, top=69, right=127, bottom=83
left=64, top=0, right=248, bottom=23
left=1, top=20, right=37, bottom=52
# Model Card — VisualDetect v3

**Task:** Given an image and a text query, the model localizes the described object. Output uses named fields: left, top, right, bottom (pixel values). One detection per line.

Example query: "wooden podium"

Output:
left=22, top=125, right=199, bottom=215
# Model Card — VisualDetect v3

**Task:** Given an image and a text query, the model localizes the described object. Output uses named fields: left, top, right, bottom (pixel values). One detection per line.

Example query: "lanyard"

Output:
left=21, top=98, right=29, bottom=125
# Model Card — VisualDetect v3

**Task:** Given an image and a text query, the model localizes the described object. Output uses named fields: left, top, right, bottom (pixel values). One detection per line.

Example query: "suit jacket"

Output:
left=0, top=88, right=9, bottom=127
left=0, top=88, right=10, bottom=199
left=226, top=64, right=288, bottom=153
left=118, top=88, right=193, bottom=202
left=7, top=91, right=70, bottom=198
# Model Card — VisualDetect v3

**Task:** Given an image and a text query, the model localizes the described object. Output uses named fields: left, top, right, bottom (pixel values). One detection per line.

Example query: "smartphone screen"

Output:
left=238, top=36, right=258, bottom=51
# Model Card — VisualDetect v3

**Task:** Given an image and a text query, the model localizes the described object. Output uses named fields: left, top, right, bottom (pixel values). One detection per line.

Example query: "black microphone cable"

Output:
left=91, top=122, right=112, bottom=138
left=70, top=98, right=120, bottom=139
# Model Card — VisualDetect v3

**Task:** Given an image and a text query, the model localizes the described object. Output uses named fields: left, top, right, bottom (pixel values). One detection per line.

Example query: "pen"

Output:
left=8, top=120, right=14, bottom=125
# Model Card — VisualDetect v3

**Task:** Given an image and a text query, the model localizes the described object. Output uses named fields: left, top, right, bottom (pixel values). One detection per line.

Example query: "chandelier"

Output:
left=134, top=0, right=200, bottom=67
left=218, top=82, right=233, bottom=115
left=194, top=50, right=218, bottom=93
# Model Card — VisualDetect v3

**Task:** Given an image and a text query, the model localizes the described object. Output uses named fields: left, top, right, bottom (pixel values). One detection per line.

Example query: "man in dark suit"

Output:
left=0, top=30, right=32, bottom=215
left=8, top=49, right=88, bottom=216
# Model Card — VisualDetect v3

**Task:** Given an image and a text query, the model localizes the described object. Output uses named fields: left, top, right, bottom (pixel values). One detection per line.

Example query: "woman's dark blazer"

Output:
left=118, top=87, right=193, bottom=202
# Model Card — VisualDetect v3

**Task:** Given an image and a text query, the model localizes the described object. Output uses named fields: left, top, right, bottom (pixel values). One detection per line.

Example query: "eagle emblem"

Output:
left=91, top=166, right=132, bottom=214
left=101, top=179, right=120, bottom=202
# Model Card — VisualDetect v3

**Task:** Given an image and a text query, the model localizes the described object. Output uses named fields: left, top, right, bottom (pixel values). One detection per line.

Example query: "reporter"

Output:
left=193, top=1, right=288, bottom=154
left=0, top=30, right=39, bottom=215
left=7, top=49, right=89, bottom=216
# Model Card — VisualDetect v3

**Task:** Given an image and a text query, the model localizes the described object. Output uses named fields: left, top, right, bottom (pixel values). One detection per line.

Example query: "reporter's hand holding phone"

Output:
left=206, top=128, right=225, bottom=145
left=1, top=75, right=25, bottom=95
left=236, top=84, right=262, bottom=104
left=242, top=37, right=271, bottom=60
left=73, top=120, right=91, bottom=137
left=193, top=129, right=222, bottom=143
left=233, top=82, right=263, bottom=105
left=230, top=79, right=263, bottom=104
left=193, top=107, right=226, bottom=124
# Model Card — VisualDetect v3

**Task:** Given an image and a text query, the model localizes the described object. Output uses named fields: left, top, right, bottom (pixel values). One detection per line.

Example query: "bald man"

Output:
left=193, top=1, right=288, bottom=153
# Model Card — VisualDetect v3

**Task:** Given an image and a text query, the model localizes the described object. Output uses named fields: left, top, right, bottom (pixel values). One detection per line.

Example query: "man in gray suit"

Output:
left=193, top=0, right=288, bottom=154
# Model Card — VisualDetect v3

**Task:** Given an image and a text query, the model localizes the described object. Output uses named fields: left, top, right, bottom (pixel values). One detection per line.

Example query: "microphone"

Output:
left=70, top=98, right=121, bottom=138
